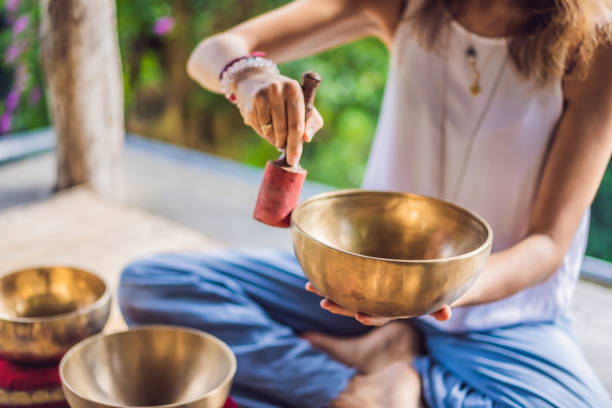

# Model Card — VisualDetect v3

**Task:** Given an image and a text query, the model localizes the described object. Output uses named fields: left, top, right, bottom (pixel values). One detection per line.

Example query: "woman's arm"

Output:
left=306, top=42, right=612, bottom=325
left=186, top=0, right=403, bottom=165
left=187, top=0, right=402, bottom=93
left=456, top=43, right=612, bottom=307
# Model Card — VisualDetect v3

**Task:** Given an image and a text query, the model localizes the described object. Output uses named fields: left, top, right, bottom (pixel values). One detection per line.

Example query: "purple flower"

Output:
left=6, top=90, right=19, bottom=111
left=12, top=15, right=28, bottom=36
left=29, top=86, right=41, bottom=105
left=0, top=112, right=13, bottom=133
left=153, top=16, right=174, bottom=36
left=5, top=0, right=20, bottom=13
left=5, top=43, right=22, bottom=63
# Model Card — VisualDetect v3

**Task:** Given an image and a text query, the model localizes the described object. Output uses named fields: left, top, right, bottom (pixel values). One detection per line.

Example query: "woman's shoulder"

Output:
left=355, top=0, right=406, bottom=46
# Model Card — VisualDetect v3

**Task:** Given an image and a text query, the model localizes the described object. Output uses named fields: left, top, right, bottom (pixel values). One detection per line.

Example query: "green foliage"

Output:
left=0, top=0, right=49, bottom=132
left=138, top=50, right=164, bottom=87
left=232, top=37, right=388, bottom=188
left=1, top=0, right=610, bottom=261
left=587, top=166, right=612, bottom=261
left=279, top=39, right=388, bottom=188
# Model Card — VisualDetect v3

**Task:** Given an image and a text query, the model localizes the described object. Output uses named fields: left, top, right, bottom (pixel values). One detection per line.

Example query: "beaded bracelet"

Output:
left=219, top=52, right=279, bottom=104
left=218, top=51, right=266, bottom=80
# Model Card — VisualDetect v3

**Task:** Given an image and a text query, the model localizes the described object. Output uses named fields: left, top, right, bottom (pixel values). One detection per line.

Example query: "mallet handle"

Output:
left=302, top=71, right=321, bottom=123
left=279, top=71, right=321, bottom=167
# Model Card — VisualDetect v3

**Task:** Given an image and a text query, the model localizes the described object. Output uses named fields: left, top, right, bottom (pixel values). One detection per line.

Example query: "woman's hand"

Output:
left=232, top=67, right=323, bottom=166
left=305, top=282, right=452, bottom=326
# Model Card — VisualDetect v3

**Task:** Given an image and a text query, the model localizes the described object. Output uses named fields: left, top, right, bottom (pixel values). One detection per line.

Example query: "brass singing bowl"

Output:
left=0, top=266, right=111, bottom=362
left=291, top=190, right=493, bottom=317
left=60, top=326, right=236, bottom=408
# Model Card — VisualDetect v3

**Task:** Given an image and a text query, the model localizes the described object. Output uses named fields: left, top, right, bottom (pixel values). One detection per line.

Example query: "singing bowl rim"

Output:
left=291, top=189, right=493, bottom=263
left=0, top=265, right=111, bottom=324
left=59, top=325, right=238, bottom=408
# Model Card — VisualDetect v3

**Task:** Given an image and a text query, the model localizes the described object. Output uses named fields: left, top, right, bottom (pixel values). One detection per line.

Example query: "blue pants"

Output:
left=118, top=249, right=610, bottom=408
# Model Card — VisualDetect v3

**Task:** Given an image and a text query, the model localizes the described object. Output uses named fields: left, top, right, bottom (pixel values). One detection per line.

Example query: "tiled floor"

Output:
left=0, top=188, right=219, bottom=332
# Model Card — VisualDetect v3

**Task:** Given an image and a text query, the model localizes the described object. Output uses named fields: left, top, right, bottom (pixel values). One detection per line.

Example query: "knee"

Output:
left=117, top=254, right=187, bottom=310
left=119, top=252, right=207, bottom=285
left=117, top=251, right=236, bottom=310
left=119, top=256, right=165, bottom=290
left=117, top=257, right=158, bottom=313
left=117, top=254, right=196, bottom=325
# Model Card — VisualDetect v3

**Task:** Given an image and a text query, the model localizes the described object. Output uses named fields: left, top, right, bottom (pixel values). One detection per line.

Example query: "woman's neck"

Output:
left=448, top=0, right=525, bottom=38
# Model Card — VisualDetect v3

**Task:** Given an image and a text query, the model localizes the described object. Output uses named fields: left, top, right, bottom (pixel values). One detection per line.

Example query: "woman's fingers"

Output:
left=235, top=72, right=319, bottom=157
left=355, top=313, right=391, bottom=326
left=269, top=84, right=288, bottom=149
left=305, top=282, right=323, bottom=296
left=240, top=103, right=263, bottom=138
left=285, top=80, right=305, bottom=165
left=306, top=283, right=355, bottom=317
left=430, top=305, right=452, bottom=321
left=255, top=89, right=274, bottom=145
left=308, top=280, right=449, bottom=325
left=308, top=282, right=395, bottom=326
left=320, top=299, right=355, bottom=317
left=307, top=284, right=355, bottom=317
left=304, top=108, right=323, bottom=142
left=307, top=283, right=357, bottom=318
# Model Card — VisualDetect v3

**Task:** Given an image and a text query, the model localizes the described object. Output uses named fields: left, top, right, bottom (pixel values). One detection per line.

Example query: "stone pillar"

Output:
left=41, top=0, right=124, bottom=194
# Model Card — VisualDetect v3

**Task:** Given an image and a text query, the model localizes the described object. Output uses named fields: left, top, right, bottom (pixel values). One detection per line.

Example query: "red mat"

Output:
left=0, top=358, right=238, bottom=408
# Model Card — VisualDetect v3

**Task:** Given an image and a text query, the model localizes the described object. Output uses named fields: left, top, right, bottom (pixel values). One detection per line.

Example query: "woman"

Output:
left=118, top=0, right=612, bottom=407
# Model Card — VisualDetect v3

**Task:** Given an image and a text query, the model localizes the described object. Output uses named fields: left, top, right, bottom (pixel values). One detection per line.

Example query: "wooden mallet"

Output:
left=253, top=71, right=321, bottom=228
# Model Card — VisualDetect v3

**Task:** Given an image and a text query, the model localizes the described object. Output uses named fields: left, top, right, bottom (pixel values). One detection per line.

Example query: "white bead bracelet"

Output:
left=220, top=56, right=279, bottom=104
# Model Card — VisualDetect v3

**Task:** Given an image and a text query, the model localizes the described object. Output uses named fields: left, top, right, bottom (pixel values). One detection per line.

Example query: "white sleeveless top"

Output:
left=362, top=7, right=590, bottom=331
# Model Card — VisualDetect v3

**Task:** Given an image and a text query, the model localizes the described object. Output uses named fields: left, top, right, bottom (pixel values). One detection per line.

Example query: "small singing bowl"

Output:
left=60, top=326, right=237, bottom=408
left=0, top=266, right=111, bottom=362
left=291, top=190, right=493, bottom=317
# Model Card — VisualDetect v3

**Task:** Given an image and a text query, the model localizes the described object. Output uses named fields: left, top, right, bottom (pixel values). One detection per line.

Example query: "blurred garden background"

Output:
left=1, top=0, right=610, bottom=261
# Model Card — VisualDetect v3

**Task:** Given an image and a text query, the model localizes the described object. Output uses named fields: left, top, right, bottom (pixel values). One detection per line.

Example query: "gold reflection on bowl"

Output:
left=60, top=326, right=236, bottom=408
left=0, top=266, right=110, bottom=362
left=291, top=190, right=492, bottom=317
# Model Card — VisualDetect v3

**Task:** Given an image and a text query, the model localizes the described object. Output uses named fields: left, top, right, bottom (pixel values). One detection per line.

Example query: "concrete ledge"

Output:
left=581, top=256, right=612, bottom=287
left=0, top=128, right=55, bottom=165
left=125, top=134, right=333, bottom=199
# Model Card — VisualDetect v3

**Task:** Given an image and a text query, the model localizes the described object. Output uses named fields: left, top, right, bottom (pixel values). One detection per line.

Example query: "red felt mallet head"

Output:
left=253, top=71, right=321, bottom=228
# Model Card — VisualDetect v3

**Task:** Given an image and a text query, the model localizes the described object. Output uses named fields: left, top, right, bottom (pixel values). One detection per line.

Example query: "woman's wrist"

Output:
left=219, top=53, right=278, bottom=103
left=451, top=254, right=498, bottom=308
left=232, top=66, right=275, bottom=88
left=451, top=288, right=476, bottom=308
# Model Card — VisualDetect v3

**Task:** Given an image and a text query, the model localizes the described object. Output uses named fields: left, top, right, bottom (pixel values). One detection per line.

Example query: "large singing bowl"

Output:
left=0, top=266, right=111, bottom=362
left=60, top=326, right=236, bottom=408
left=291, top=190, right=493, bottom=317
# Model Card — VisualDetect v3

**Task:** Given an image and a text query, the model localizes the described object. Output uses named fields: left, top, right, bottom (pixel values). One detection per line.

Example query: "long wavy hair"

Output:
left=409, top=0, right=612, bottom=85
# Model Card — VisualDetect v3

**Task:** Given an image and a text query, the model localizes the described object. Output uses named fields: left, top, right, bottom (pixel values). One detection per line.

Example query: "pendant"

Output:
left=466, top=45, right=481, bottom=96
left=465, top=46, right=477, bottom=59
left=470, top=81, right=481, bottom=96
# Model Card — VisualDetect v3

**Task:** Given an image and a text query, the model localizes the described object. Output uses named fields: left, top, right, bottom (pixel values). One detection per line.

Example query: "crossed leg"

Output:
left=118, top=249, right=423, bottom=408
